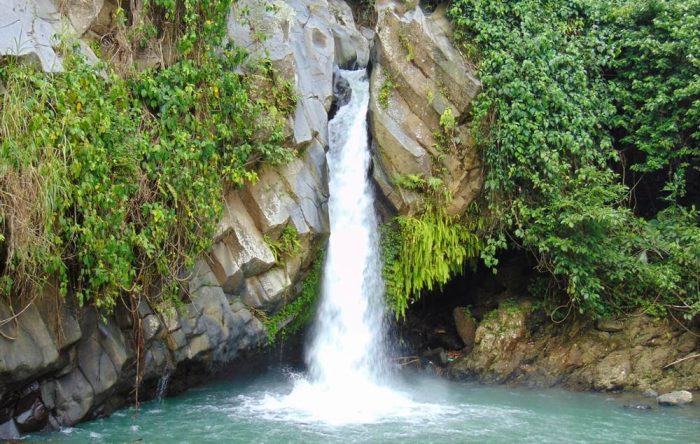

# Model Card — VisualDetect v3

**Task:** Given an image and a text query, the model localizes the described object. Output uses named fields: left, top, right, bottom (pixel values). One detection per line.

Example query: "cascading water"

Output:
left=307, top=68, right=388, bottom=388
left=238, top=69, right=450, bottom=425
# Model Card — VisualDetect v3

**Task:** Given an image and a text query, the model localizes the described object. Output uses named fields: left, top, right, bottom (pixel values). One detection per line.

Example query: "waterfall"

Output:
left=306, top=68, right=388, bottom=387
left=240, top=69, right=447, bottom=425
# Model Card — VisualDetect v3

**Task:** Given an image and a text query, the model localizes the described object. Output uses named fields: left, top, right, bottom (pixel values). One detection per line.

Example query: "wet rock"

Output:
left=15, top=396, right=48, bottom=433
left=453, top=307, right=477, bottom=352
left=332, top=70, right=353, bottom=112
left=595, top=319, right=625, bottom=333
left=40, top=367, right=94, bottom=425
left=423, top=348, right=448, bottom=366
left=0, top=301, right=60, bottom=383
left=623, top=404, right=652, bottom=410
left=657, top=391, right=693, bottom=406
left=642, top=388, right=658, bottom=398
left=0, top=419, right=19, bottom=440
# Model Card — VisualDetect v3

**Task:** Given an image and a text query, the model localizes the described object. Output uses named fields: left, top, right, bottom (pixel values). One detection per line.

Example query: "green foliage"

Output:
left=142, top=0, right=233, bottom=55
left=265, top=225, right=302, bottom=263
left=607, top=0, right=700, bottom=191
left=378, top=75, right=395, bottom=109
left=398, top=31, right=415, bottom=62
left=0, top=3, right=295, bottom=312
left=448, top=0, right=700, bottom=319
left=264, top=253, right=324, bottom=343
left=382, top=204, right=481, bottom=319
left=439, top=108, right=456, bottom=132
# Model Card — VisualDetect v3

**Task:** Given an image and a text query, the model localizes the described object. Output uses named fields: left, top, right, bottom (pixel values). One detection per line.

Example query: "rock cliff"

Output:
left=0, top=0, right=363, bottom=436
left=0, top=0, right=486, bottom=437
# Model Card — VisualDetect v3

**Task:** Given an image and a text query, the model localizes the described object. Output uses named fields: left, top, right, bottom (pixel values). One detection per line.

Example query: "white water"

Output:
left=307, top=69, right=387, bottom=387
left=233, top=69, right=452, bottom=426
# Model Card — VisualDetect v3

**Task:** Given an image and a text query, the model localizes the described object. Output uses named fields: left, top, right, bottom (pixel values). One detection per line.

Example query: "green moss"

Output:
left=265, top=225, right=302, bottom=263
left=398, top=31, right=415, bottom=62
left=378, top=75, right=395, bottom=109
left=265, top=253, right=324, bottom=343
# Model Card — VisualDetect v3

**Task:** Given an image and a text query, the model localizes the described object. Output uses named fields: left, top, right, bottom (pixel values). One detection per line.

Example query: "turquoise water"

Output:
left=31, top=368, right=700, bottom=443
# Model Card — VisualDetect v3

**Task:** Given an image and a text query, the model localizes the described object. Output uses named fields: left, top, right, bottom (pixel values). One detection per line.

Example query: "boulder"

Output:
left=593, top=351, right=632, bottom=391
left=216, top=192, right=276, bottom=277
left=0, top=419, right=19, bottom=440
left=61, top=0, right=105, bottom=36
left=0, top=301, right=60, bottom=383
left=453, top=307, right=477, bottom=352
left=642, top=388, right=659, bottom=398
left=657, top=390, right=693, bottom=406
left=241, top=267, right=292, bottom=310
left=595, top=319, right=625, bottom=333
left=40, top=368, right=94, bottom=425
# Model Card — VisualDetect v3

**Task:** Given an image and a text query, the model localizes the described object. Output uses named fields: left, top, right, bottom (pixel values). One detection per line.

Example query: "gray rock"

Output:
left=657, top=390, right=693, bottom=406
left=642, top=388, right=658, bottom=398
left=40, top=368, right=94, bottom=425
left=369, top=2, right=482, bottom=216
left=228, top=0, right=371, bottom=148
left=595, top=319, right=625, bottom=333
left=62, top=0, right=105, bottom=35
left=241, top=267, right=292, bottom=310
left=0, top=419, right=19, bottom=440
left=0, top=301, right=60, bottom=383
left=216, top=192, right=276, bottom=277
left=142, top=314, right=162, bottom=343
left=240, top=166, right=304, bottom=238
left=623, top=404, right=652, bottom=410
left=0, top=0, right=65, bottom=71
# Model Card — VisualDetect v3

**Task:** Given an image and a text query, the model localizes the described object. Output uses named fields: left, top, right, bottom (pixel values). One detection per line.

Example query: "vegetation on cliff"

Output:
left=446, top=0, right=699, bottom=319
left=0, top=0, right=295, bottom=313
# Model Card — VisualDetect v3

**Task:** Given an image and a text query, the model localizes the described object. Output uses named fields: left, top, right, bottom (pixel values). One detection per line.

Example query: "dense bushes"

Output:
left=447, top=0, right=699, bottom=319
left=0, top=0, right=295, bottom=312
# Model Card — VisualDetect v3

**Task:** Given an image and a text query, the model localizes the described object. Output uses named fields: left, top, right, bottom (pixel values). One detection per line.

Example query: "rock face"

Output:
left=0, top=0, right=100, bottom=71
left=0, top=0, right=374, bottom=437
left=448, top=302, right=700, bottom=393
left=369, top=1, right=482, bottom=216
left=1, top=0, right=488, bottom=438
left=228, top=0, right=372, bottom=149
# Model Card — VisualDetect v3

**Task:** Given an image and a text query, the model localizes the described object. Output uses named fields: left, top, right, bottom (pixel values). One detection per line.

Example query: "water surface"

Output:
left=32, top=369, right=700, bottom=443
